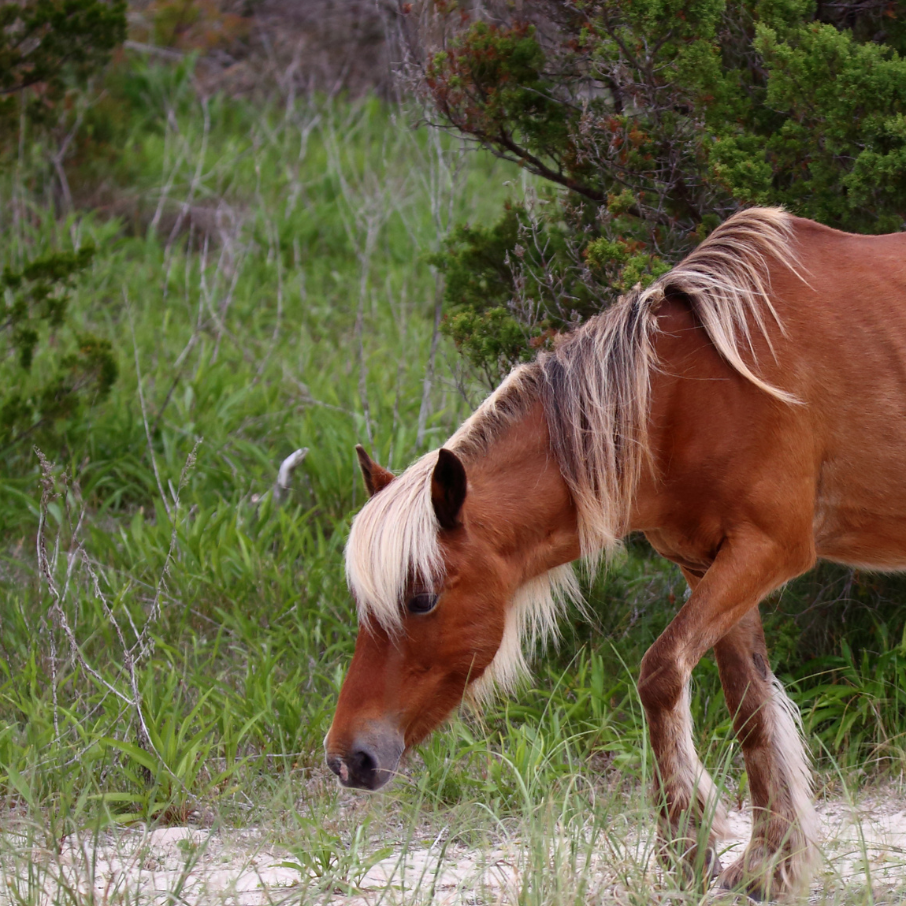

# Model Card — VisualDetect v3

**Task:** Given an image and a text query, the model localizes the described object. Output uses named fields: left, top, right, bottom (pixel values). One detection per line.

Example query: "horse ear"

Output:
left=356, top=445, right=394, bottom=497
left=431, top=448, right=467, bottom=530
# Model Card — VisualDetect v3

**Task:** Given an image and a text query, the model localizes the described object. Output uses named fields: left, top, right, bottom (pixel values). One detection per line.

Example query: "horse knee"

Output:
left=639, top=645, right=685, bottom=714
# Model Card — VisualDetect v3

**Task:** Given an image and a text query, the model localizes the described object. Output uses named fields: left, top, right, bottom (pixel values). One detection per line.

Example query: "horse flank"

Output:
left=345, top=206, right=800, bottom=692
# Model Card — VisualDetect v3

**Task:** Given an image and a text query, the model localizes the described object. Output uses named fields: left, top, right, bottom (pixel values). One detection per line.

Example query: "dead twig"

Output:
left=273, top=448, right=309, bottom=505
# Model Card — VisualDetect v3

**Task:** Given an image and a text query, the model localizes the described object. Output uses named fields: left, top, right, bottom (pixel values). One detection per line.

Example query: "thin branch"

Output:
left=273, top=448, right=309, bottom=505
left=127, top=292, right=170, bottom=518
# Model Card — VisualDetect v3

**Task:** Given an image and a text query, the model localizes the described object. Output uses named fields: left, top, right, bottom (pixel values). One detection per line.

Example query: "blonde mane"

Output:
left=346, top=207, right=799, bottom=695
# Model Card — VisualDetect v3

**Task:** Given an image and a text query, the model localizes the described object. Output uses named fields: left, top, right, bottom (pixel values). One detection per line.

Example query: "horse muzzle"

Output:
left=325, top=722, right=405, bottom=791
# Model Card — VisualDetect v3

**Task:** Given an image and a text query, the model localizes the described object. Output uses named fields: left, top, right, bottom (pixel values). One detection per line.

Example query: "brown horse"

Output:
left=325, top=208, right=906, bottom=899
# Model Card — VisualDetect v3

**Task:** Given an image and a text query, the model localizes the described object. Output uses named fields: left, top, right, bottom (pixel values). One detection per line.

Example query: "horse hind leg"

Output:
left=714, top=608, right=818, bottom=900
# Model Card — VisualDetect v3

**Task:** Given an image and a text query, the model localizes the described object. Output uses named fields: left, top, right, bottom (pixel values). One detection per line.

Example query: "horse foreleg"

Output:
left=639, top=568, right=727, bottom=887
left=644, top=672, right=728, bottom=886
left=638, top=529, right=814, bottom=895
left=714, top=608, right=817, bottom=900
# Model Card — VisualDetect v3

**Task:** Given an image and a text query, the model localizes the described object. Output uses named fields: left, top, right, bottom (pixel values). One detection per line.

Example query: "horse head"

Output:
left=325, top=425, right=579, bottom=790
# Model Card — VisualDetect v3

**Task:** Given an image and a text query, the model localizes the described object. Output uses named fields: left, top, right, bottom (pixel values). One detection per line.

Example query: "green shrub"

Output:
left=420, top=1, right=906, bottom=382
left=0, top=0, right=126, bottom=137
left=0, top=247, right=117, bottom=466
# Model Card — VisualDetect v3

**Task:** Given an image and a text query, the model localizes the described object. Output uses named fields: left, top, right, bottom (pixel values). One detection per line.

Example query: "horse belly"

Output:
left=815, top=510, right=906, bottom=570
left=813, top=414, right=906, bottom=570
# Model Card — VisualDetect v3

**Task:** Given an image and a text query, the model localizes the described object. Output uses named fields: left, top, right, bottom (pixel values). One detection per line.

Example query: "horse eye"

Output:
left=407, top=593, right=438, bottom=615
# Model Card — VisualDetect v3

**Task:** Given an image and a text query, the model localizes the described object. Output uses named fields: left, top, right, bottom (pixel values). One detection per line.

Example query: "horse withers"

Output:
left=325, top=208, right=906, bottom=899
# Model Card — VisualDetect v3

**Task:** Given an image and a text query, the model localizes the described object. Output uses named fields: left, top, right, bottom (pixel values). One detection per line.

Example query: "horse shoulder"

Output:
left=634, top=293, right=817, bottom=566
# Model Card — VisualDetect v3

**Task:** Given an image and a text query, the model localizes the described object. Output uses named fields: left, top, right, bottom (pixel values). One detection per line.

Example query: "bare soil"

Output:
left=7, top=785, right=905, bottom=905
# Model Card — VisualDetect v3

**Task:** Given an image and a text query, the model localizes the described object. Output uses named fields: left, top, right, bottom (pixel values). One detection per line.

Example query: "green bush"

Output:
left=0, top=247, right=116, bottom=466
left=420, top=1, right=906, bottom=382
left=0, top=0, right=126, bottom=136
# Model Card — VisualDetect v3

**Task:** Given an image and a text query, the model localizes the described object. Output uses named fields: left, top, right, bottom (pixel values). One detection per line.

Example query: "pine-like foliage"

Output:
left=416, top=0, right=906, bottom=381
left=1, top=248, right=117, bottom=464
left=0, top=0, right=126, bottom=132
left=0, top=0, right=124, bottom=467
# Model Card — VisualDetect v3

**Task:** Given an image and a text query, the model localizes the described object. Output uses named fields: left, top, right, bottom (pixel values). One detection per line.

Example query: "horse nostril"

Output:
left=350, top=746, right=377, bottom=780
left=326, top=754, right=349, bottom=784
left=325, top=727, right=403, bottom=791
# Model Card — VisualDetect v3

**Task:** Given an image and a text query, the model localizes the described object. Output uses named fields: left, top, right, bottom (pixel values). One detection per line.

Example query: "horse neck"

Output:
left=456, top=401, right=582, bottom=583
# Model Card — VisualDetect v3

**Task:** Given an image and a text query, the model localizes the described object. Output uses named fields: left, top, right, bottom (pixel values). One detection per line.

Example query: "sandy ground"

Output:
left=3, top=790, right=905, bottom=905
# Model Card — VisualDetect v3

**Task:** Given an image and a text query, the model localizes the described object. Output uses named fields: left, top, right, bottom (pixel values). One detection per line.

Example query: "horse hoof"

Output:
left=717, top=879, right=766, bottom=902
left=716, top=890, right=762, bottom=903
left=704, top=846, right=723, bottom=881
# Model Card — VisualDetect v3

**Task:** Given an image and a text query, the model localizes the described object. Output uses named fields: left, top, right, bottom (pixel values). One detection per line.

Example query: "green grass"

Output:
left=1, top=58, right=557, bottom=829
left=0, top=55, right=904, bottom=905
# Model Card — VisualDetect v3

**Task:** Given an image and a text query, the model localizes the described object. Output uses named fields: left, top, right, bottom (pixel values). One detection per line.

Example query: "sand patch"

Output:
left=2, top=788, right=904, bottom=905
